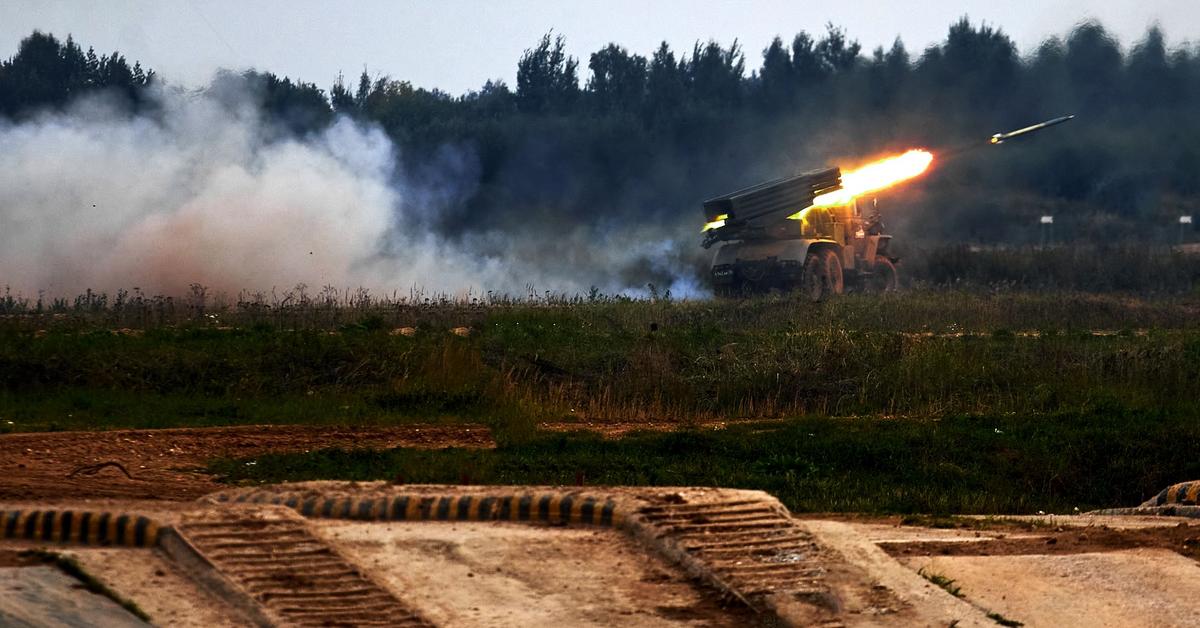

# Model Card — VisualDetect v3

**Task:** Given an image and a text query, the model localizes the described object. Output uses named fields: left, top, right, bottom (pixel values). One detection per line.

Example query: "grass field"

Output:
left=210, top=407, right=1200, bottom=514
left=3, top=288, right=1199, bottom=513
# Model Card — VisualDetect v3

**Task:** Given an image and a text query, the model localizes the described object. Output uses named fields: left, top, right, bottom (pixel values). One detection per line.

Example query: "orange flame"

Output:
left=786, top=149, right=934, bottom=221
left=814, top=149, right=933, bottom=207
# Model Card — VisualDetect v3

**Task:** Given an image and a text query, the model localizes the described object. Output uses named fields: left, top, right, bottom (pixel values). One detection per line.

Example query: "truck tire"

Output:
left=801, top=252, right=826, bottom=302
left=715, top=281, right=746, bottom=298
left=821, top=249, right=845, bottom=295
left=868, top=256, right=898, bottom=293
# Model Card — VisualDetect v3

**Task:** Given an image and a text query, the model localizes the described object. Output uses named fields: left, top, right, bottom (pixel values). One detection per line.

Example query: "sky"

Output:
left=3, top=0, right=1198, bottom=95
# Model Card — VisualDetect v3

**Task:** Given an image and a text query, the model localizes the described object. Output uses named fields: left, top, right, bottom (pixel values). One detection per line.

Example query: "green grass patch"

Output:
left=988, top=611, right=1025, bottom=627
left=209, top=407, right=1200, bottom=514
left=0, top=388, right=497, bottom=432
left=918, top=568, right=964, bottom=598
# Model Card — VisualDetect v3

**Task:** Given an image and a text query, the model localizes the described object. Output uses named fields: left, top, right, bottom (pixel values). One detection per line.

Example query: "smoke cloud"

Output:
left=0, top=86, right=702, bottom=299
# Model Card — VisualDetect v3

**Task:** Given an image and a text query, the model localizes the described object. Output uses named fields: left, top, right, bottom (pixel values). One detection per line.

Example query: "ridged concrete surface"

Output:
left=176, top=508, right=430, bottom=627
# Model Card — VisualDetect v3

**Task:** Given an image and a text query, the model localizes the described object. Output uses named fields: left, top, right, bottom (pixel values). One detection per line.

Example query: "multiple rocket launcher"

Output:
left=701, top=115, right=1076, bottom=246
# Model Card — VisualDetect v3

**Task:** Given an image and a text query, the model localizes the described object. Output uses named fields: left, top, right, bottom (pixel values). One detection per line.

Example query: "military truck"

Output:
left=702, top=167, right=898, bottom=300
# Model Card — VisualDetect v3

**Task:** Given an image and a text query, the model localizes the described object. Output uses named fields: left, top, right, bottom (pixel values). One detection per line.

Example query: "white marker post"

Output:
left=1040, top=215, right=1054, bottom=247
left=1181, top=215, right=1193, bottom=244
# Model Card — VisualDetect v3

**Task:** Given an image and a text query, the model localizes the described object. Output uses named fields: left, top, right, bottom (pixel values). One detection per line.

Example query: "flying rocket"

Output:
left=990, top=115, right=1075, bottom=144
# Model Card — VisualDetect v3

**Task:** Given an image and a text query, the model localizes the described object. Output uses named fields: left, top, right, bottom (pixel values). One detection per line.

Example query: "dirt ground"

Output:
left=875, top=518, right=1200, bottom=561
left=0, top=424, right=492, bottom=501
left=537, top=419, right=775, bottom=438
left=0, top=549, right=43, bottom=567
left=0, top=421, right=765, bottom=502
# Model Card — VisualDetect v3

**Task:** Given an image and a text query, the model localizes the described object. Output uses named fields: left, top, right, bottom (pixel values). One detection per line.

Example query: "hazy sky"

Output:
left=4, top=1, right=1198, bottom=95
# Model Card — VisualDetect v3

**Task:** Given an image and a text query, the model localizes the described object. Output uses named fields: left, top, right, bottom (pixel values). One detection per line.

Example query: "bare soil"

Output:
left=0, top=424, right=492, bottom=501
left=0, top=549, right=42, bottom=567
left=0, top=421, right=778, bottom=502
left=878, top=520, right=1200, bottom=561
left=537, top=419, right=776, bottom=438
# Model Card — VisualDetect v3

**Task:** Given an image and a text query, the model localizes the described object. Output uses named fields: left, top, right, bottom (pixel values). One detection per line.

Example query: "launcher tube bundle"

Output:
left=701, top=167, right=841, bottom=248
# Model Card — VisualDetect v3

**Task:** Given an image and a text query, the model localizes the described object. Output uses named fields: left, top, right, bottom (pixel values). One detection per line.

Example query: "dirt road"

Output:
left=0, top=424, right=492, bottom=501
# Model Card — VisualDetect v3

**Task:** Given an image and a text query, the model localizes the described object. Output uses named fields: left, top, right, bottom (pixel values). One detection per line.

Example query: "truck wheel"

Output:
left=801, top=253, right=826, bottom=302
left=715, top=281, right=746, bottom=298
left=821, top=249, right=845, bottom=295
left=868, top=256, right=898, bottom=293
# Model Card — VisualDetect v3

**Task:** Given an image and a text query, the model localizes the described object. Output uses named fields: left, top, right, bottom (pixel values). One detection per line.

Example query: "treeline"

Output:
left=3, top=21, right=1199, bottom=251
left=0, top=32, right=154, bottom=114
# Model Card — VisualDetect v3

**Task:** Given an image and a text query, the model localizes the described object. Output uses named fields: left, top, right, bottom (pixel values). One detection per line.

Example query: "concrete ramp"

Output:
left=174, top=507, right=430, bottom=627
left=0, top=565, right=149, bottom=628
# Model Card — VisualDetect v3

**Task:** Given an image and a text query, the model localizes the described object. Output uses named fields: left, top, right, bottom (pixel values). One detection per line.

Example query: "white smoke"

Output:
left=0, top=86, right=705, bottom=299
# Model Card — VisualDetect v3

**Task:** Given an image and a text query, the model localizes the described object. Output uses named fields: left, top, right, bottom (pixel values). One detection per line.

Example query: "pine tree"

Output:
left=330, top=72, right=357, bottom=114
left=759, top=36, right=795, bottom=109
left=645, top=41, right=685, bottom=120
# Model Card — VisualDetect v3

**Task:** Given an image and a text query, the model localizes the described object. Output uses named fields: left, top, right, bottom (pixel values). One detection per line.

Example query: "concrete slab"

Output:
left=0, top=565, right=148, bottom=628
left=65, top=548, right=245, bottom=628
left=800, top=520, right=993, bottom=628
left=314, top=520, right=748, bottom=627
left=903, top=548, right=1200, bottom=628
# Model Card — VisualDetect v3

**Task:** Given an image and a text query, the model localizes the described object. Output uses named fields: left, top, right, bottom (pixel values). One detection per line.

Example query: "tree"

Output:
left=816, top=24, right=861, bottom=74
left=912, top=17, right=1017, bottom=111
left=865, top=38, right=910, bottom=109
left=355, top=69, right=372, bottom=108
left=0, top=31, right=153, bottom=118
left=256, top=72, right=333, bottom=135
left=1127, top=25, right=1172, bottom=107
left=586, top=44, right=647, bottom=113
left=645, top=41, right=685, bottom=119
left=330, top=72, right=357, bottom=115
left=354, top=76, right=457, bottom=146
left=758, top=36, right=795, bottom=109
left=1064, top=22, right=1122, bottom=110
left=516, top=32, right=579, bottom=114
left=1, top=31, right=77, bottom=112
left=464, top=79, right=515, bottom=118
left=791, top=32, right=827, bottom=84
left=683, top=40, right=744, bottom=110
